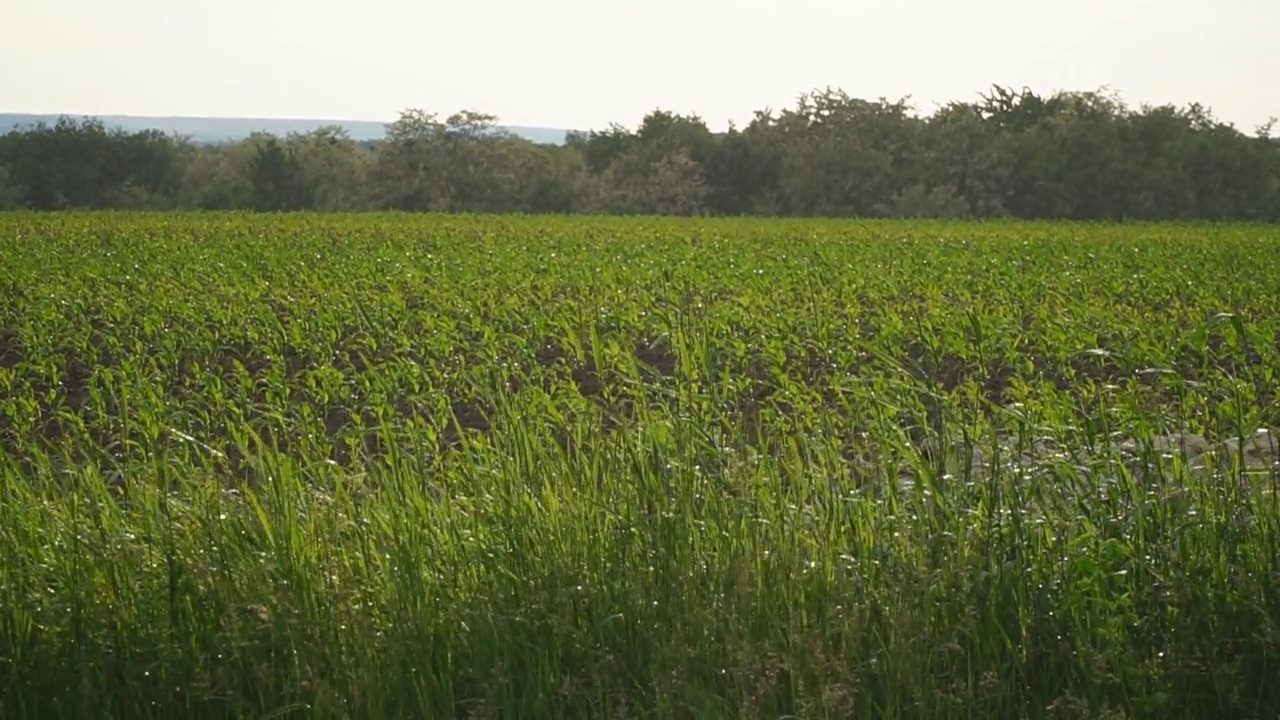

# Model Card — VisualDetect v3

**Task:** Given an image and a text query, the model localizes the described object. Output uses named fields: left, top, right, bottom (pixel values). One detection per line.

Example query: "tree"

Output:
left=177, top=142, right=255, bottom=210
left=701, top=122, right=783, bottom=215
left=0, top=83, right=1276, bottom=220
left=754, top=89, right=923, bottom=216
left=0, top=165, right=24, bottom=209
left=247, top=135, right=310, bottom=211
left=285, top=126, right=368, bottom=210
left=914, top=101, right=1012, bottom=217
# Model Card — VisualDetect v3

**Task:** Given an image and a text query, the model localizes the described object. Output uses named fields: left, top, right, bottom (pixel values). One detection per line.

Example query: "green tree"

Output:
left=756, top=89, right=923, bottom=216
left=913, top=101, right=1012, bottom=217
left=368, top=109, right=452, bottom=211
left=0, top=164, right=24, bottom=209
left=247, top=135, right=311, bottom=211
left=701, top=120, right=784, bottom=215
left=177, top=142, right=255, bottom=210
left=284, top=126, right=369, bottom=210
left=1, top=83, right=1277, bottom=220
left=0, top=117, right=182, bottom=209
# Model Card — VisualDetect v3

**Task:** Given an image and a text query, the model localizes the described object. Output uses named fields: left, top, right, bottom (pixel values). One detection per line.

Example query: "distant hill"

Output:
left=0, top=113, right=573, bottom=146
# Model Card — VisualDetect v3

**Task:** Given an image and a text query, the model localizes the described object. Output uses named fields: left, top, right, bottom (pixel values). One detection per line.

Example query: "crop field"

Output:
left=1, top=213, right=1280, bottom=718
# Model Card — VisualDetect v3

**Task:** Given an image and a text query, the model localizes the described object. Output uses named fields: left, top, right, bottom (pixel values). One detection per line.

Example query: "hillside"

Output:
left=0, top=113, right=572, bottom=145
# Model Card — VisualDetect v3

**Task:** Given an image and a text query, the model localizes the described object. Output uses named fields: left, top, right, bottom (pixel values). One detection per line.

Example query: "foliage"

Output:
left=1, top=213, right=1279, bottom=717
left=1, top=84, right=1278, bottom=220
left=0, top=165, right=24, bottom=210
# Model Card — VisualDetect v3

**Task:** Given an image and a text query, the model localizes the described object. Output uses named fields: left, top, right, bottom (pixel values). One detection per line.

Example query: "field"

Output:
left=2, top=212, right=1280, bottom=718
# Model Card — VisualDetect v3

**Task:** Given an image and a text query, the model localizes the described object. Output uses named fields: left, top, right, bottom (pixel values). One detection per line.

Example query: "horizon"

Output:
left=3, top=0, right=1277, bottom=135
left=0, top=111, right=574, bottom=132
left=4, top=81, right=1276, bottom=138
left=0, top=111, right=577, bottom=145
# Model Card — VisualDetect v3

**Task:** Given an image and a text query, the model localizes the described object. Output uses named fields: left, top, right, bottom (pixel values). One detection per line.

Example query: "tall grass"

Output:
left=1, top=213, right=1278, bottom=718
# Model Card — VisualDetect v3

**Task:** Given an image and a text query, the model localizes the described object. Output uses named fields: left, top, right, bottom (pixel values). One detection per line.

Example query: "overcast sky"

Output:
left=3, top=0, right=1277, bottom=133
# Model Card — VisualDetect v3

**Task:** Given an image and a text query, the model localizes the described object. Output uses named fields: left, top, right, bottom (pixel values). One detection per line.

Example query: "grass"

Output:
left=1, top=212, right=1279, bottom=718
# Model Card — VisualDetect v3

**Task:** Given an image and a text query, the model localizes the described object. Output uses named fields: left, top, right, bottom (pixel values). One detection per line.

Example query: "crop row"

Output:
left=1, top=213, right=1279, bottom=717
left=3, top=215, right=1278, bottom=475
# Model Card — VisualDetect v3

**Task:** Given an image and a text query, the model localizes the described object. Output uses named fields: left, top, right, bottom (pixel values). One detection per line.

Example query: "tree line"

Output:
left=2, top=85, right=1277, bottom=221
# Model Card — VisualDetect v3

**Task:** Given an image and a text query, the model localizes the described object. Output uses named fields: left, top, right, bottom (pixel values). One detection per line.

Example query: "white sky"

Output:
left=2, top=0, right=1277, bottom=133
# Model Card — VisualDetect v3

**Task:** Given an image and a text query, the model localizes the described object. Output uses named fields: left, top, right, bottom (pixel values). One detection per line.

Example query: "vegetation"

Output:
left=1, top=212, right=1278, bottom=718
left=2, top=85, right=1278, bottom=220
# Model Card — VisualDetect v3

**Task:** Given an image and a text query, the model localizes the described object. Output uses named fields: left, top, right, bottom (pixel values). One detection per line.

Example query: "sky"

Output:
left=2, top=0, right=1277, bottom=134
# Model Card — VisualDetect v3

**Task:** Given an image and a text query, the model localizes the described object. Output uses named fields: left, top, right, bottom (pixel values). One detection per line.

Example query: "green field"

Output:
left=2, top=213, right=1279, bottom=718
